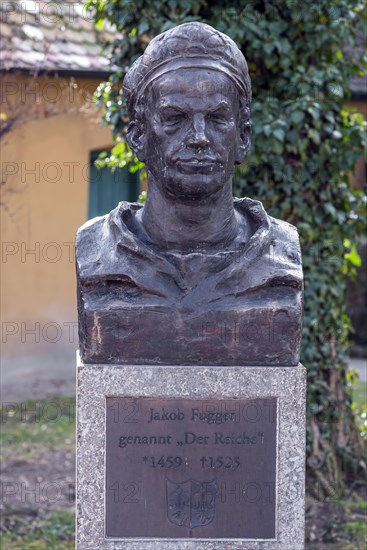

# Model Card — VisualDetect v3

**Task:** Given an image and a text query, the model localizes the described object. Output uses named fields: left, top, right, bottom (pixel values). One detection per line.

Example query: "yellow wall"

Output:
left=1, top=75, right=112, bottom=357
left=1, top=76, right=365, bottom=358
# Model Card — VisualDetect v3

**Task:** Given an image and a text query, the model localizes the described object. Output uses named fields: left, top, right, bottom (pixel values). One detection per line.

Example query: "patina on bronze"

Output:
left=76, top=22, right=303, bottom=365
left=105, top=396, right=277, bottom=539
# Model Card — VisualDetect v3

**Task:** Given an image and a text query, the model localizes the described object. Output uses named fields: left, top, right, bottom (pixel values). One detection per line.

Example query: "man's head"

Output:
left=123, top=22, right=252, bottom=200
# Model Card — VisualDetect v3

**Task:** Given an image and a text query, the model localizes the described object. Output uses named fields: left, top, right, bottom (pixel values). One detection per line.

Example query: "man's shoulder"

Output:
left=75, top=205, right=120, bottom=278
left=75, top=202, right=143, bottom=279
left=234, top=197, right=302, bottom=265
left=268, top=216, right=302, bottom=268
left=270, top=215, right=300, bottom=241
left=75, top=214, right=108, bottom=279
left=76, top=201, right=136, bottom=247
left=76, top=213, right=107, bottom=244
left=76, top=209, right=110, bottom=250
left=235, top=197, right=300, bottom=239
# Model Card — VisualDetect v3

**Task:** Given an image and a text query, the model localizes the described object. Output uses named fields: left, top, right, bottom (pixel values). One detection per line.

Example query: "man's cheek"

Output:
left=153, top=136, right=174, bottom=157
left=149, top=134, right=165, bottom=154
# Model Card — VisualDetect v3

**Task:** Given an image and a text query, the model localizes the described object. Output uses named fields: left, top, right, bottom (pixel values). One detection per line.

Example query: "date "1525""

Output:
left=200, top=456, right=241, bottom=469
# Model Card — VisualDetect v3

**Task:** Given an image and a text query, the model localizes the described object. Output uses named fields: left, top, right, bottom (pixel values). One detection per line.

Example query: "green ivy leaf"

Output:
left=291, top=111, right=305, bottom=124
left=344, top=240, right=362, bottom=266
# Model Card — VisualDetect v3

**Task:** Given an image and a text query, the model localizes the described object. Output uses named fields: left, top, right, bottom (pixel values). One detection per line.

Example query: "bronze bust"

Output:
left=76, top=22, right=303, bottom=366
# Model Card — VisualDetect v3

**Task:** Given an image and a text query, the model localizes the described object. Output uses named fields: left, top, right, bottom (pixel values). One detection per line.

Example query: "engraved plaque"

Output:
left=105, top=397, right=277, bottom=539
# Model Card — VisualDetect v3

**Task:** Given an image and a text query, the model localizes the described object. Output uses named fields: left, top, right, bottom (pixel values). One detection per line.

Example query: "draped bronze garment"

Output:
left=76, top=198, right=303, bottom=365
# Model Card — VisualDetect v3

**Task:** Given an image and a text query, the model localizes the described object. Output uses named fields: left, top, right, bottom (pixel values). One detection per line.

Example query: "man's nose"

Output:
left=187, top=114, right=210, bottom=148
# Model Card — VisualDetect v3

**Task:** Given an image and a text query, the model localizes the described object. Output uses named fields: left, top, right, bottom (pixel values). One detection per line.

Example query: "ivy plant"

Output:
left=86, top=0, right=367, bottom=496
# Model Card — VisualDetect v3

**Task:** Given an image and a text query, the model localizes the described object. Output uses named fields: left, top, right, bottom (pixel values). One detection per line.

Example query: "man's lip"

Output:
left=176, top=158, right=216, bottom=164
left=176, top=159, right=219, bottom=174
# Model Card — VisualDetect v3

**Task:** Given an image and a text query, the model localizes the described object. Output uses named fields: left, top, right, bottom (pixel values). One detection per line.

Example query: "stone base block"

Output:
left=77, top=356, right=306, bottom=549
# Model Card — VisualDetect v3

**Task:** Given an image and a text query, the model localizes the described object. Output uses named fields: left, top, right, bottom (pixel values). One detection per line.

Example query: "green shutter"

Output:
left=88, top=150, right=140, bottom=219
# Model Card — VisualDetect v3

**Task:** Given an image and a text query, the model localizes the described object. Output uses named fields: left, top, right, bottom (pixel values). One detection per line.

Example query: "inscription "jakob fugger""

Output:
left=148, top=407, right=237, bottom=424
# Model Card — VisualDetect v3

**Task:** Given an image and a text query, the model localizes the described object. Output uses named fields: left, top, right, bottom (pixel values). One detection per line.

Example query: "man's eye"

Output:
left=163, top=113, right=186, bottom=125
left=207, top=114, right=226, bottom=124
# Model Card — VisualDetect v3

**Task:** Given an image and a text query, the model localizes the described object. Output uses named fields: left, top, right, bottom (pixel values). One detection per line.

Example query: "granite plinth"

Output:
left=76, top=357, right=306, bottom=549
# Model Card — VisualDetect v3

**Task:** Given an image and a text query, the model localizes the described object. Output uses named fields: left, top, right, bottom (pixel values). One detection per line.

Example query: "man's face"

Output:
left=141, top=69, right=244, bottom=201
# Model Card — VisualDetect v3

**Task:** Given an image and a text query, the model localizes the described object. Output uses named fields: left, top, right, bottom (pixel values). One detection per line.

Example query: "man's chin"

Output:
left=162, top=174, right=226, bottom=201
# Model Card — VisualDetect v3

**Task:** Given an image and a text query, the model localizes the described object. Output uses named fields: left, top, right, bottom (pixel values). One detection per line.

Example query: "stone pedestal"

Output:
left=77, top=356, right=306, bottom=549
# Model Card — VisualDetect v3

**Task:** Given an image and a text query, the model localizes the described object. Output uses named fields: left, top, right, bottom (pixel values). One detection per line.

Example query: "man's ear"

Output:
left=235, top=123, right=251, bottom=164
left=126, top=121, right=146, bottom=162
